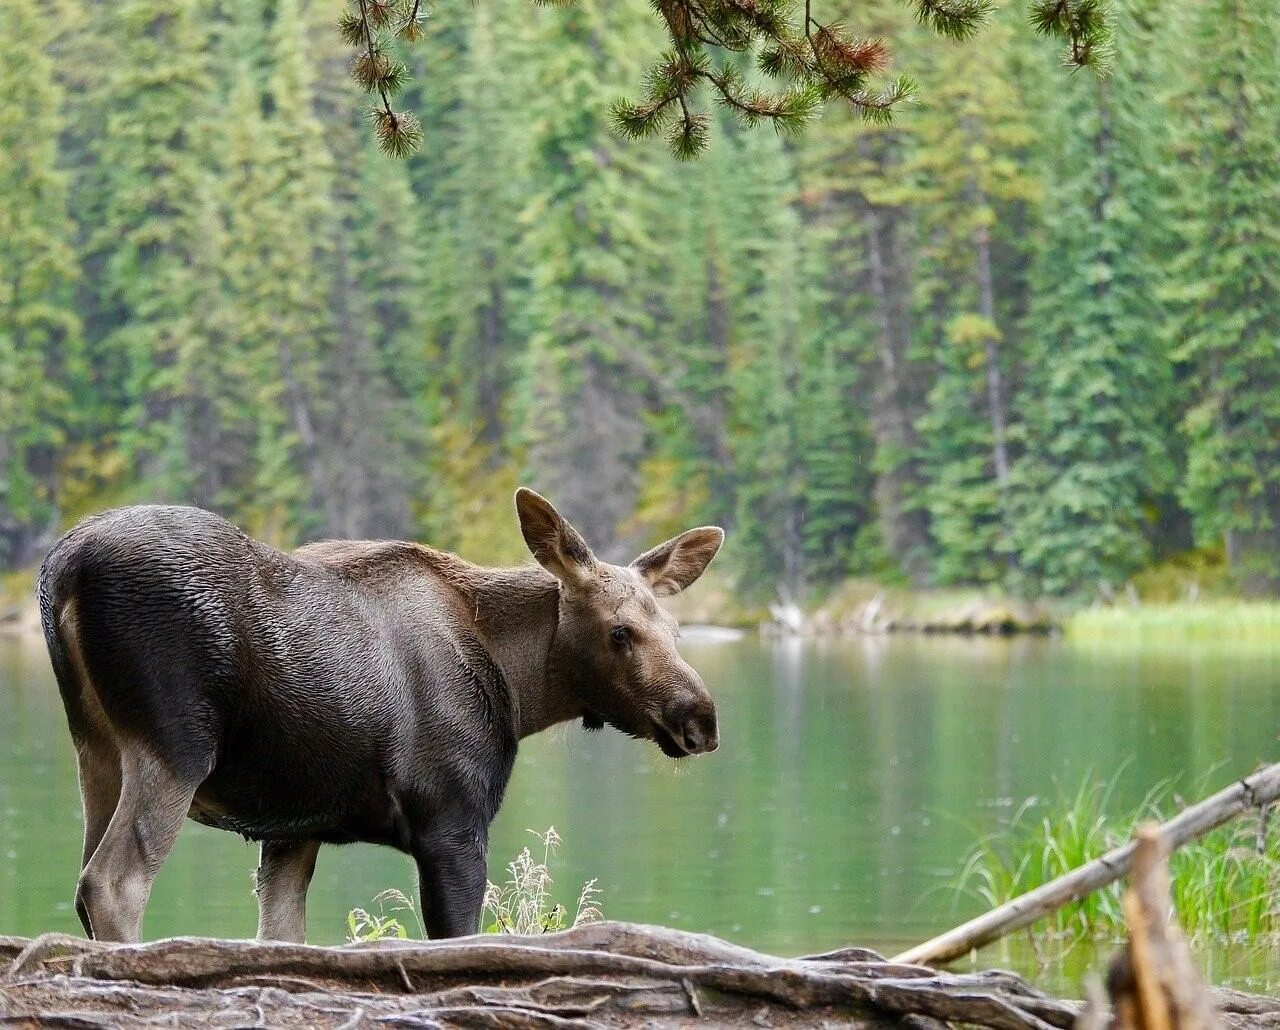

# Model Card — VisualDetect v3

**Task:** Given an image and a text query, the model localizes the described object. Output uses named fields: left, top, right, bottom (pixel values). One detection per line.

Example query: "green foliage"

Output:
left=1167, top=0, right=1280, bottom=595
left=959, top=773, right=1280, bottom=941
left=1067, top=600, right=1280, bottom=642
left=0, top=0, right=81, bottom=568
left=2, top=0, right=1277, bottom=611
left=347, top=888, right=419, bottom=942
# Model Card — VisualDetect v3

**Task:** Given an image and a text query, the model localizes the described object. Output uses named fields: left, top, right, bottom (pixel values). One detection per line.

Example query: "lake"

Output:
left=1, top=630, right=1277, bottom=995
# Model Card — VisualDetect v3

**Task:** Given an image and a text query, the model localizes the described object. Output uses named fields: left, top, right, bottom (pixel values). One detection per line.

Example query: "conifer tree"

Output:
left=1169, top=0, right=1280, bottom=593
left=242, top=0, right=342, bottom=540
left=1005, top=0, right=1175, bottom=596
left=312, top=12, right=426, bottom=542
left=516, top=1, right=670, bottom=552
left=425, top=0, right=530, bottom=448
left=722, top=123, right=807, bottom=593
left=910, top=14, right=1040, bottom=584
left=623, top=129, right=735, bottom=543
left=89, top=0, right=215, bottom=498
left=0, top=0, right=81, bottom=566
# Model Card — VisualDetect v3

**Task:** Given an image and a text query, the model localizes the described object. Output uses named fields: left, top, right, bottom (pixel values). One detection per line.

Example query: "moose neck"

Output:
left=462, top=564, right=577, bottom=738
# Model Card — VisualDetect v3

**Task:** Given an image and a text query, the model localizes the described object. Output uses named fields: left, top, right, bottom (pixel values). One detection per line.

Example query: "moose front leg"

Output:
left=413, top=819, right=488, bottom=939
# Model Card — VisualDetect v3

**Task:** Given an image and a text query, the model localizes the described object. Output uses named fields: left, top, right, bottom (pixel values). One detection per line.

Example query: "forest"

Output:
left=1, top=0, right=1278, bottom=602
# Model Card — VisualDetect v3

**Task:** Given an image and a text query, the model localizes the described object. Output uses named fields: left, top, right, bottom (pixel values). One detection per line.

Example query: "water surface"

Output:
left=1, top=631, right=1276, bottom=994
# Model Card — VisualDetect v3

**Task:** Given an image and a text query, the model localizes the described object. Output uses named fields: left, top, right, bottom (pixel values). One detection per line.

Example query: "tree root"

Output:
left=0, top=922, right=1274, bottom=1028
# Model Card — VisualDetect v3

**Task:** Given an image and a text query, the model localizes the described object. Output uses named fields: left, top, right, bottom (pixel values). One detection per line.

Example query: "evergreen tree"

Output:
left=0, top=0, right=81, bottom=566
left=516, top=1, right=669, bottom=554
left=1169, top=0, right=1280, bottom=593
left=722, top=124, right=807, bottom=594
left=88, top=0, right=215, bottom=498
left=216, top=0, right=342, bottom=542
left=910, top=14, right=1040, bottom=584
left=1006, top=0, right=1175, bottom=597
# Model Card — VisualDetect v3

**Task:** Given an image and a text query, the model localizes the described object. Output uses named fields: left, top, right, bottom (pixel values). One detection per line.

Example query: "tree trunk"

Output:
left=862, top=187, right=931, bottom=585
left=974, top=223, right=1010, bottom=486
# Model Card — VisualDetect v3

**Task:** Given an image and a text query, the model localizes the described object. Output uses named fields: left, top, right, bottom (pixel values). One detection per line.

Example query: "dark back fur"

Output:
left=39, top=505, right=520, bottom=850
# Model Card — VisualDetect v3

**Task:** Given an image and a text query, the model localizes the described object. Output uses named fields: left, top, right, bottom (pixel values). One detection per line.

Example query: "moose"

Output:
left=37, top=489, right=723, bottom=943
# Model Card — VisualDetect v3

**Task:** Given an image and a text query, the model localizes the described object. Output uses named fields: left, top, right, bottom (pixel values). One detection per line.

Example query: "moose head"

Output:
left=515, top=488, right=723, bottom=759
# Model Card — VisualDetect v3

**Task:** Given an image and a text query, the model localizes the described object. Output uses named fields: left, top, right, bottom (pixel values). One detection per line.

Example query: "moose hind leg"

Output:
left=73, top=741, right=123, bottom=937
left=75, top=740, right=122, bottom=870
left=75, top=750, right=202, bottom=942
left=255, top=839, right=320, bottom=943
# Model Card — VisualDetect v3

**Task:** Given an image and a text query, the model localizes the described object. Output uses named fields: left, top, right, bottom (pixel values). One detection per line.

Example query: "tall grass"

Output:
left=347, top=827, right=602, bottom=943
left=1067, top=601, right=1280, bottom=642
left=959, top=774, right=1280, bottom=943
left=483, top=826, right=602, bottom=935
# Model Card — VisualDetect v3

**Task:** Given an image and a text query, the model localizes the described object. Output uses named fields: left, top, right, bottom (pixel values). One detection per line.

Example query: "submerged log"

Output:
left=895, top=763, right=1280, bottom=967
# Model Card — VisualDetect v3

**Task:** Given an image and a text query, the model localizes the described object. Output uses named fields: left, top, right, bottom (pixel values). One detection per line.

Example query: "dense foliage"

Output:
left=1, top=0, right=1277, bottom=599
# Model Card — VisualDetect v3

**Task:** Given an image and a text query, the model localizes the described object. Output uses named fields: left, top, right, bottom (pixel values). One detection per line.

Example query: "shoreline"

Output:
left=6, top=574, right=1280, bottom=642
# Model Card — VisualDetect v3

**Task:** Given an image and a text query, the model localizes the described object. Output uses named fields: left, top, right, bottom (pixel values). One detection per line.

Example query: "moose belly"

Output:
left=188, top=749, right=407, bottom=848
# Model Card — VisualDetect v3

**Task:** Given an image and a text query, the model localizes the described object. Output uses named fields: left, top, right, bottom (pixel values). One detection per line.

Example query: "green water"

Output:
left=1, top=631, right=1277, bottom=994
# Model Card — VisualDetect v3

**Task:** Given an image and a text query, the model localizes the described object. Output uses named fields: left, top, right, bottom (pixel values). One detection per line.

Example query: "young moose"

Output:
left=38, top=489, right=723, bottom=943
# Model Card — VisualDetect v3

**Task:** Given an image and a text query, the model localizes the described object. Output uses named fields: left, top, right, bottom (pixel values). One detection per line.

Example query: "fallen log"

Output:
left=894, top=762, right=1280, bottom=967
left=0, top=922, right=1082, bottom=1029
left=2, top=922, right=1277, bottom=1026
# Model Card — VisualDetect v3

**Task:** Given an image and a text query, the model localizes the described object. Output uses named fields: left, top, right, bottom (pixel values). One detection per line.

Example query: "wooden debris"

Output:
left=1094, top=824, right=1219, bottom=1030
left=0, top=922, right=1082, bottom=1028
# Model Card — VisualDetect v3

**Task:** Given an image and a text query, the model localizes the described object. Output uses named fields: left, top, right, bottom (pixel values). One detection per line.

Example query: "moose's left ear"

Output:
left=631, top=526, right=724, bottom=597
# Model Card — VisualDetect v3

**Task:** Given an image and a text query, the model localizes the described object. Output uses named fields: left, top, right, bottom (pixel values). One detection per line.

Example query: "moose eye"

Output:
left=611, top=625, right=631, bottom=646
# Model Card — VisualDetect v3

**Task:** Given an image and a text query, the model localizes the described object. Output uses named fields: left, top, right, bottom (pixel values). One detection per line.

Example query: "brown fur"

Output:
left=37, top=490, right=723, bottom=942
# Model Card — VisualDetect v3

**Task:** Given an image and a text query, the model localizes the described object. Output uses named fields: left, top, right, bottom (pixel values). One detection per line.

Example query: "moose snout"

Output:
left=664, top=694, right=719, bottom=755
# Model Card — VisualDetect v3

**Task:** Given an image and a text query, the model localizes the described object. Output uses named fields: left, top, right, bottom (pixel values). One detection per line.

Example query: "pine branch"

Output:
left=1029, top=0, right=1113, bottom=70
left=345, top=0, right=428, bottom=157
left=328, top=0, right=1111, bottom=156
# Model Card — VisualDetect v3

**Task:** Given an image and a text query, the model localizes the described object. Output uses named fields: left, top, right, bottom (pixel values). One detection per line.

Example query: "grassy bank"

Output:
left=670, top=566, right=1280, bottom=639
left=1066, top=601, right=1280, bottom=642
left=667, top=570, right=1059, bottom=634
left=959, top=774, right=1280, bottom=943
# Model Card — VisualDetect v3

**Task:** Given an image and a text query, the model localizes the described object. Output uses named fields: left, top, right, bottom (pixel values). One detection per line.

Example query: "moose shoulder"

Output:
left=37, top=489, right=723, bottom=944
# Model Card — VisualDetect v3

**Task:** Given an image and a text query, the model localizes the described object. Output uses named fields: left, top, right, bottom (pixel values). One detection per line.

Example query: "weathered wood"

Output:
left=894, top=762, right=1280, bottom=966
left=1106, top=824, right=1219, bottom=1030
left=0, top=922, right=1091, bottom=1029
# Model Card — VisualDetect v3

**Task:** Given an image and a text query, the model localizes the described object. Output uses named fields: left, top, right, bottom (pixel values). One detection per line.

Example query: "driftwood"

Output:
left=2, top=922, right=1277, bottom=1029
left=896, top=763, right=1280, bottom=967
left=1089, top=824, right=1219, bottom=1030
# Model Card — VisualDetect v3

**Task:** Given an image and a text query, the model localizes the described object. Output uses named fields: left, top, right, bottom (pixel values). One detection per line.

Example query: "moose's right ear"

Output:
left=515, top=488, right=596, bottom=590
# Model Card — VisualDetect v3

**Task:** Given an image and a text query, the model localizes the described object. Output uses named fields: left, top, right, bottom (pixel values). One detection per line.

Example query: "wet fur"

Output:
left=37, top=498, right=721, bottom=943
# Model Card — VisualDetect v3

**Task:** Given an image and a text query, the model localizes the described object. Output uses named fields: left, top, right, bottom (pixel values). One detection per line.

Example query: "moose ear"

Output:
left=515, top=488, right=596, bottom=589
left=631, top=526, right=724, bottom=597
